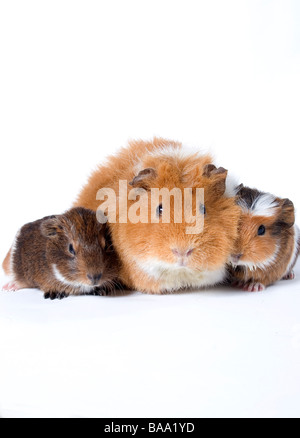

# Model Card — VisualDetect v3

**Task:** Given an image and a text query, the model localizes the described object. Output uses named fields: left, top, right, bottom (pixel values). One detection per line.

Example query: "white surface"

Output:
left=0, top=0, right=300, bottom=418
left=1, top=262, right=300, bottom=418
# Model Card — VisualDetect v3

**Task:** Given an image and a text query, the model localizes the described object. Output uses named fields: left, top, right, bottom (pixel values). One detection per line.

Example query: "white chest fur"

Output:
left=136, top=258, right=225, bottom=291
left=284, top=224, right=300, bottom=276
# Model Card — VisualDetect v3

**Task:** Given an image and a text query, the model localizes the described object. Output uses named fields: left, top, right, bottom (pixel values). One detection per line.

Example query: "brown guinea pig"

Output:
left=74, top=137, right=241, bottom=294
left=228, top=185, right=300, bottom=292
left=2, top=207, right=120, bottom=299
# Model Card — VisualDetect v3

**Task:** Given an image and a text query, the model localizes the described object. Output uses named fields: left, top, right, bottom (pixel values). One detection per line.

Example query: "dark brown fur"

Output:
left=3, top=208, right=121, bottom=299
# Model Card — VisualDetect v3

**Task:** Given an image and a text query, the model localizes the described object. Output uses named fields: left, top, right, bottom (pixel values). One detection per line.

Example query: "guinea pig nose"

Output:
left=87, top=273, right=103, bottom=284
left=172, top=248, right=194, bottom=257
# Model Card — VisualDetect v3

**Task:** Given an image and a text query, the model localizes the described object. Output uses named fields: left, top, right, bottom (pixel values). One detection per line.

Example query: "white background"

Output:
left=0, top=0, right=300, bottom=418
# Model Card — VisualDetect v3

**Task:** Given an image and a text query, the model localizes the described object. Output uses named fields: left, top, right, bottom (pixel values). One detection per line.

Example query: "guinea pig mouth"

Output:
left=231, top=261, right=244, bottom=269
left=230, top=255, right=243, bottom=266
left=230, top=259, right=263, bottom=272
left=176, top=260, right=190, bottom=268
left=86, top=274, right=104, bottom=286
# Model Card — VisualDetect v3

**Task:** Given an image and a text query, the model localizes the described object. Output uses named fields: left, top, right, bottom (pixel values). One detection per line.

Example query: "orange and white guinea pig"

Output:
left=75, top=137, right=241, bottom=294
left=228, top=185, right=300, bottom=292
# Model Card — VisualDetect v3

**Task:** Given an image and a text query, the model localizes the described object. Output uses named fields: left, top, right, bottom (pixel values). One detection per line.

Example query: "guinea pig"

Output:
left=2, top=207, right=120, bottom=299
left=74, top=137, right=241, bottom=294
left=228, top=185, right=299, bottom=292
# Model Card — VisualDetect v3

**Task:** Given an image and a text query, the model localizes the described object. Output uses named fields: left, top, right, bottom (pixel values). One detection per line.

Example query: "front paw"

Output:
left=282, top=271, right=295, bottom=281
left=2, top=281, right=21, bottom=292
left=44, top=291, right=68, bottom=300
left=231, top=280, right=265, bottom=292
left=89, top=287, right=108, bottom=296
left=243, top=282, right=266, bottom=292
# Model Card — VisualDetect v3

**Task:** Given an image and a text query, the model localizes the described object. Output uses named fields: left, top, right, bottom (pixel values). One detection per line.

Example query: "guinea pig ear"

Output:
left=40, top=216, right=63, bottom=238
left=277, top=198, right=295, bottom=229
left=203, top=164, right=228, bottom=197
left=235, top=183, right=244, bottom=195
left=129, top=168, right=157, bottom=190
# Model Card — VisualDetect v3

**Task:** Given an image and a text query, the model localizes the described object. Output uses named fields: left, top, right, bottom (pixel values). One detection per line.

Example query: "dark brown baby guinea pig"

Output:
left=2, top=207, right=120, bottom=299
left=228, top=185, right=299, bottom=292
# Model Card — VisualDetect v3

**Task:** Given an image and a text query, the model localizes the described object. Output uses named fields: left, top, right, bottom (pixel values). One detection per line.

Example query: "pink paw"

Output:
left=282, top=271, right=295, bottom=281
left=243, top=282, right=265, bottom=292
left=2, top=281, right=20, bottom=292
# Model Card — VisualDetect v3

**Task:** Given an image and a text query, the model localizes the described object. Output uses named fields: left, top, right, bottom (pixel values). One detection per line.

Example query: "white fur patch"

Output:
left=284, top=225, right=300, bottom=277
left=52, top=264, right=95, bottom=294
left=224, top=173, right=239, bottom=198
left=239, top=193, right=279, bottom=217
left=147, top=143, right=209, bottom=163
left=148, top=143, right=182, bottom=158
left=137, top=258, right=225, bottom=291
left=231, top=244, right=280, bottom=272
left=252, top=193, right=279, bottom=217
left=10, top=228, right=21, bottom=280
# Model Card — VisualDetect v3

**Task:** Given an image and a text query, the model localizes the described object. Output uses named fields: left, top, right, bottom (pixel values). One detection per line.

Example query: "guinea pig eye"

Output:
left=68, top=243, right=76, bottom=256
left=258, top=225, right=266, bottom=236
left=156, top=204, right=163, bottom=217
left=199, top=204, right=206, bottom=215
